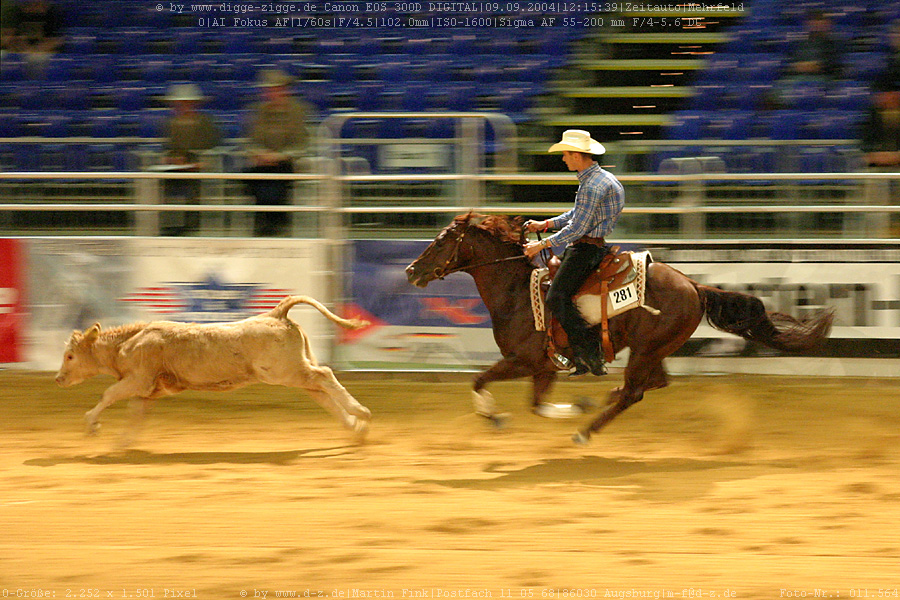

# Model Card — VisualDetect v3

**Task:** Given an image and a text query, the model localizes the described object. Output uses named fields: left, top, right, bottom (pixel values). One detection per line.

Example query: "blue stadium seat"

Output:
left=0, top=112, right=24, bottom=137
left=118, top=111, right=165, bottom=138
left=115, top=86, right=151, bottom=111
left=38, top=143, right=82, bottom=171
left=11, top=85, right=43, bottom=111
left=762, top=109, right=804, bottom=140
left=806, top=110, right=866, bottom=139
left=0, top=54, right=27, bottom=82
left=352, top=83, right=385, bottom=112
left=666, top=111, right=705, bottom=141
left=86, top=143, right=136, bottom=171
left=700, top=54, right=742, bottom=83
left=171, top=30, right=202, bottom=55
left=141, top=57, right=174, bottom=83
left=88, top=113, right=124, bottom=138
left=426, top=84, right=476, bottom=112
left=41, top=56, right=75, bottom=81
left=45, top=83, right=92, bottom=111
left=211, top=111, right=245, bottom=139
left=779, top=80, right=828, bottom=110
left=844, top=52, right=887, bottom=81
left=690, top=84, right=727, bottom=110
left=64, top=29, right=97, bottom=56
left=41, top=112, right=76, bottom=138
left=825, top=81, right=872, bottom=111
left=222, top=31, right=260, bottom=54
left=702, top=110, right=754, bottom=140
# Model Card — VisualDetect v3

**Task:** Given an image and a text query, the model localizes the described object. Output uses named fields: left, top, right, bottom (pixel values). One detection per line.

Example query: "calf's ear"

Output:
left=83, top=323, right=102, bottom=344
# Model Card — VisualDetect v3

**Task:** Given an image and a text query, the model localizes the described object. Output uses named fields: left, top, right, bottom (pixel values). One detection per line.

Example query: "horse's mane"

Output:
left=457, top=213, right=524, bottom=245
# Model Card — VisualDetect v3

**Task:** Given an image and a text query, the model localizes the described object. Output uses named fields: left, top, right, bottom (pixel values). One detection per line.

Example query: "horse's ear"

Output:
left=468, top=213, right=488, bottom=227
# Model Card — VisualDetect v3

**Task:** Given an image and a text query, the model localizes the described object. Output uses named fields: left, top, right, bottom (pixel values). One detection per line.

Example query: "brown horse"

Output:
left=405, top=213, right=834, bottom=443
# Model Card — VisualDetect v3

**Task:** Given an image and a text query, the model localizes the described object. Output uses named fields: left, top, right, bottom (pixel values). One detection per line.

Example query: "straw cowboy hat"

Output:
left=548, top=129, right=606, bottom=155
left=257, top=68, right=294, bottom=88
left=164, top=83, right=206, bottom=102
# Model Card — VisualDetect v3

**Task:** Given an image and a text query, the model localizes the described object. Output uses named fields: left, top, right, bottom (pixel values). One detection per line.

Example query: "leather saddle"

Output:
left=541, top=246, right=639, bottom=368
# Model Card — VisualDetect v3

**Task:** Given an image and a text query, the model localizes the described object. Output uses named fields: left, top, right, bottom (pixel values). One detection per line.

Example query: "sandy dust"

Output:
left=2, top=369, right=899, bottom=599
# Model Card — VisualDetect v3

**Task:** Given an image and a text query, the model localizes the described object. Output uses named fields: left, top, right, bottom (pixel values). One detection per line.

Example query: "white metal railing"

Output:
left=1, top=169, right=898, bottom=237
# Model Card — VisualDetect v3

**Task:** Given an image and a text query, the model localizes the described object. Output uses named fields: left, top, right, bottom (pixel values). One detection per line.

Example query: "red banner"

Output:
left=0, top=239, right=25, bottom=362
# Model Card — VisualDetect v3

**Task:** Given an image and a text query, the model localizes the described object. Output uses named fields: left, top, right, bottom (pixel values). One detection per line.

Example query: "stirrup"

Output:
left=570, top=357, right=606, bottom=377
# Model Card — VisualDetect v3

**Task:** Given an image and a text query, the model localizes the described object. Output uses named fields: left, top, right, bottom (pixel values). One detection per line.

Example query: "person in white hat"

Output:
left=160, top=83, right=221, bottom=235
left=163, top=84, right=220, bottom=167
left=243, top=68, right=312, bottom=237
left=523, top=130, right=625, bottom=376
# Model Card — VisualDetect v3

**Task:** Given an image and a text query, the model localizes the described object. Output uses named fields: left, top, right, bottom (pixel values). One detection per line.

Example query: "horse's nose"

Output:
left=405, top=263, right=423, bottom=286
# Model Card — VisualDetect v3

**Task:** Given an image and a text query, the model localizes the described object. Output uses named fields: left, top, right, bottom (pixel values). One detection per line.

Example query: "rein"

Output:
left=439, top=254, right=529, bottom=278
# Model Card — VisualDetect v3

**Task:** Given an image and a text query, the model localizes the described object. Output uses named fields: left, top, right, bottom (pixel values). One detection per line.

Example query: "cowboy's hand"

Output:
left=524, top=219, right=549, bottom=233
left=524, top=239, right=550, bottom=258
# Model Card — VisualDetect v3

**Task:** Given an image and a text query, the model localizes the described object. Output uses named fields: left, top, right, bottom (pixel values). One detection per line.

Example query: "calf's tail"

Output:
left=697, top=285, right=833, bottom=353
left=269, top=295, right=369, bottom=330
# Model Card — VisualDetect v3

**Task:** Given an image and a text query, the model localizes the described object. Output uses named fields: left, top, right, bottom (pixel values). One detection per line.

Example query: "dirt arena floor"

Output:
left=2, top=369, right=899, bottom=599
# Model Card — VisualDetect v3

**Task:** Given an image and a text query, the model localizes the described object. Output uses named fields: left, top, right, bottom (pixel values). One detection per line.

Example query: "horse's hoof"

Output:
left=534, top=403, right=584, bottom=419
left=572, top=430, right=591, bottom=445
left=575, top=396, right=597, bottom=412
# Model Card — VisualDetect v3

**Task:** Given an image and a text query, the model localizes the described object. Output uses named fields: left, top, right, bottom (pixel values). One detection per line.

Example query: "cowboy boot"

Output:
left=569, top=344, right=607, bottom=377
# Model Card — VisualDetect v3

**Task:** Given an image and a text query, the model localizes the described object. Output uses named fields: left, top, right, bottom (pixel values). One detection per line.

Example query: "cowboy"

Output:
left=243, top=68, right=312, bottom=237
left=159, top=83, right=221, bottom=235
left=523, top=130, right=625, bottom=376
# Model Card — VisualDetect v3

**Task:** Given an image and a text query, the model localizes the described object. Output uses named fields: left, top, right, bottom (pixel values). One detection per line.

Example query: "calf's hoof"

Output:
left=84, top=412, right=101, bottom=436
left=351, top=416, right=370, bottom=441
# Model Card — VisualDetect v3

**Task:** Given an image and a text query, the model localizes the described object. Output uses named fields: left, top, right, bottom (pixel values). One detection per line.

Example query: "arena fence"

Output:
left=1, top=170, right=898, bottom=238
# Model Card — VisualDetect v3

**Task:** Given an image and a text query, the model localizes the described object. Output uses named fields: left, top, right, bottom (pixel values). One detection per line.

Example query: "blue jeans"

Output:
left=546, top=242, right=608, bottom=361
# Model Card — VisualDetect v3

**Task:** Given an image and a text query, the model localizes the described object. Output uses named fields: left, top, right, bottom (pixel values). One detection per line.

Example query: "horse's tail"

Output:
left=268, top=295, right=369, bottom=330
left=697, top=285, right=834, bottom=353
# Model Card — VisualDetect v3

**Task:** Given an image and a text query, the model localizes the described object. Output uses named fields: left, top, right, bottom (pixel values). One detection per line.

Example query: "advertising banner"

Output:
left=24, top=238, right=329, bottom=370
left=15, top=237, right=900, bottom=374
left=654, top=244, right=900, bottom=358
left=338, top=240, right=500, bottom=370
left=339, top=240, right=900, bottom=373
left=0, top=239, right=26, bottom=363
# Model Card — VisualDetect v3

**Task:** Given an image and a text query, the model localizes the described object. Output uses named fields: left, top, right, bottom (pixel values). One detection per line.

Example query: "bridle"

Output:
left=432, top=222, right=529, bottom=280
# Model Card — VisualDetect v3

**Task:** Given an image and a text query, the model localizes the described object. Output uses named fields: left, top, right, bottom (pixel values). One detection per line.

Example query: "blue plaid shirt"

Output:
left=546, top=163, right=624, bottom=247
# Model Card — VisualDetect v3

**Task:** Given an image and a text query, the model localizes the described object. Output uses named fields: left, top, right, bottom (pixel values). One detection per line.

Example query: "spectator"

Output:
left=159, top=83, right=222, bottom=235
left=1, top=1, right=18, bottom=56
left=4, top=0, right=63, bottom=71
left=243, top=69, right=312, bottom=237
left=787, top=10, right=842, bottom=81
left=861, top=77, right=900, bottom=169
left=767, top=10, right=843, bottom=110
left=860, top=75, right=900, bottom=233
left=880, top=20, right=900, bottom=93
